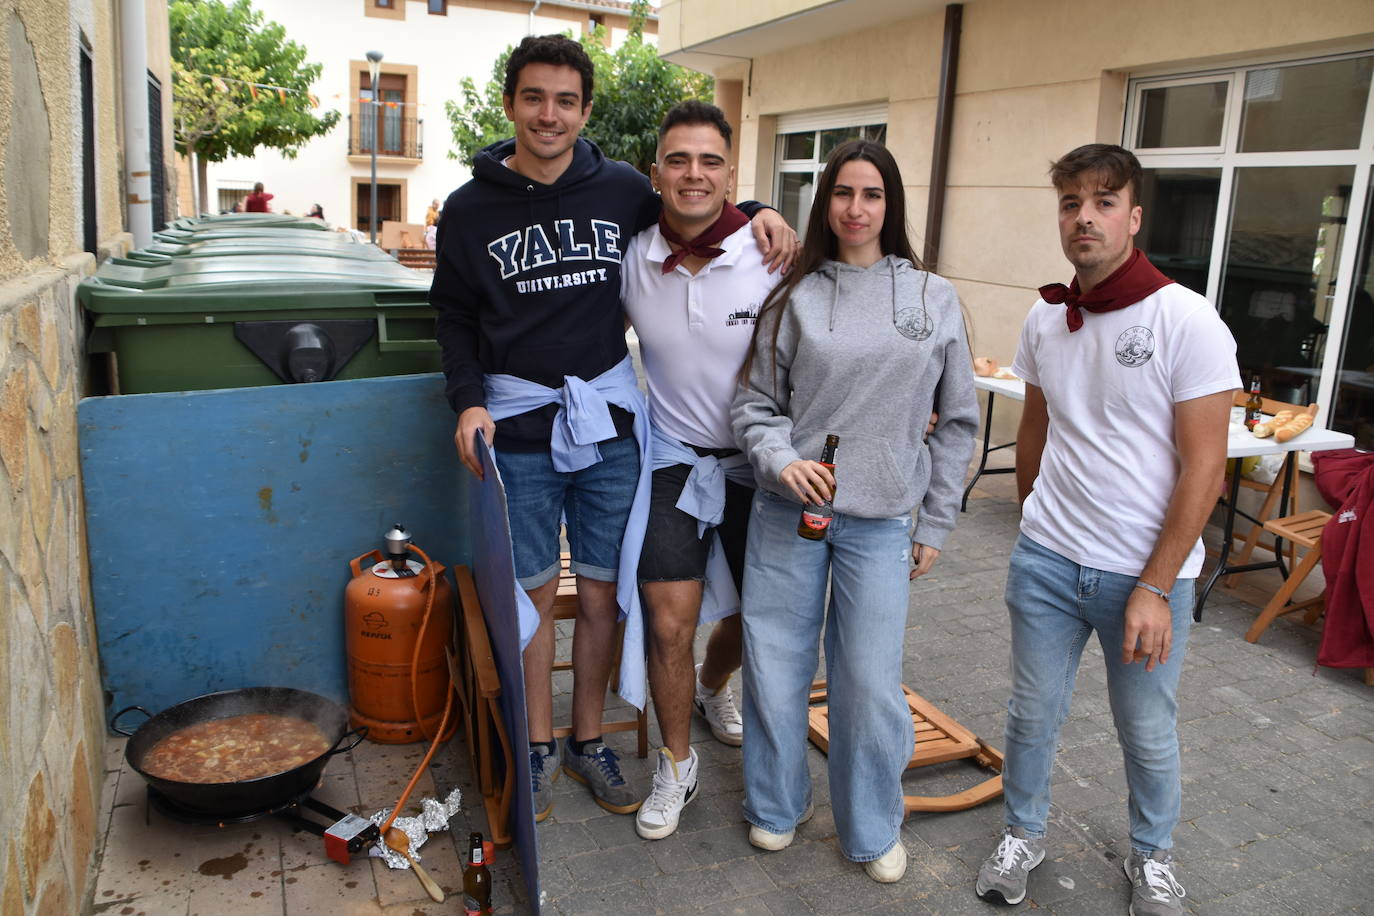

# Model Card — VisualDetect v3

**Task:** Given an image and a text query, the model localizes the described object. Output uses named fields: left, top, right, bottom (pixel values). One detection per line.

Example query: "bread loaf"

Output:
left=1275, top=412, right=1314, bottom=443
left=973, top=357, right=999, bottom=377
left=1252, top=410, right=1293, bottom=438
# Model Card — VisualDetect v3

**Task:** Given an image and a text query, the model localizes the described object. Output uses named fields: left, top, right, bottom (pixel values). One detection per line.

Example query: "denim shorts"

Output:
left=494, top=434, right=639, bottom=590
left=638, top=456, right=752, bottom=592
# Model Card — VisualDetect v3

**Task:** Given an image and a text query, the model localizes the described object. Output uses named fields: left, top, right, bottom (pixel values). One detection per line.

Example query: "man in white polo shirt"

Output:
left=975, top=144, right=1240, bottom=915
left=619, top=101, right=778, bottom=840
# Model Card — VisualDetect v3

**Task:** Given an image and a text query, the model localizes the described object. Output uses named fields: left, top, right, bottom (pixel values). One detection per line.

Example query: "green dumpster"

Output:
left=155, top=225, right=346, bottom=245
left=90, top=253, right=420, bottom=290
left=136, top=235, right=395, bottom=261
left=78, top=256, right=441, bottom=394
left=173, top=213, right=330, bottom=231
left=121, top=237, right=399, bottom=266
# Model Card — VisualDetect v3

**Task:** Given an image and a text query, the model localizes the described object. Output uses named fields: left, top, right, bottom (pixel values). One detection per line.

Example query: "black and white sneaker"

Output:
left=634, top=747, right=699, bottom=840
left=693, top=665, right=743, bottom=746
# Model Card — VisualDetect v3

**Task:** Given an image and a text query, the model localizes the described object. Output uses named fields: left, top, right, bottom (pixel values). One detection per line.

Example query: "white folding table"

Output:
left=962, top=375, right=1025, bottom=511
left=1196, top=412, right=1354, bottom=619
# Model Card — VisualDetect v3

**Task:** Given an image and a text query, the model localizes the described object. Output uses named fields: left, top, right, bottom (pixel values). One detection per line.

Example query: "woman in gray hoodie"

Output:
left=731, top=140, right=978, bottom=883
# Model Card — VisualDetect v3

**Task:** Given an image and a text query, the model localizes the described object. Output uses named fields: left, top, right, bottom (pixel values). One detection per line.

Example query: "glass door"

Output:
left=1333, top=174, right=1374, bottom=448
left=1128, top=50, right=1374, bottom=442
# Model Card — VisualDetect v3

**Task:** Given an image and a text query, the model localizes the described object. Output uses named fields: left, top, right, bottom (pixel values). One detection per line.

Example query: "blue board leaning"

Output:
left=467, top=434, right=540, bottom=912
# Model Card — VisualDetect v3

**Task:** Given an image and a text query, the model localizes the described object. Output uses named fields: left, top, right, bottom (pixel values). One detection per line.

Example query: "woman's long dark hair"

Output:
left=740, top=139, right=924, bottom=393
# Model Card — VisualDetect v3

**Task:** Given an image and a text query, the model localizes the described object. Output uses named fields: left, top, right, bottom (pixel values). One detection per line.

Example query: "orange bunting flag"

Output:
left=277, top=88, right=287, bottom=103
left=308, top=94, right=319, bottom=108
left=211, top=76, right=228, bottom=93
left=248, top=83, right=259, bottom=100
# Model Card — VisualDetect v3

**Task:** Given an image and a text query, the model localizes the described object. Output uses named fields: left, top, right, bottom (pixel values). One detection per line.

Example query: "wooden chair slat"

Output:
left=807, top=682, right=1002, bottom=813
left=1247, top=511, right=1331, bottom=643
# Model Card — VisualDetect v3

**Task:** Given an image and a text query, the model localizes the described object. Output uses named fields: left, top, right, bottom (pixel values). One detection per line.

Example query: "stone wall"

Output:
left=1, top=0, right=163, bottom=912
left=0, top=254, right=106, bottom=916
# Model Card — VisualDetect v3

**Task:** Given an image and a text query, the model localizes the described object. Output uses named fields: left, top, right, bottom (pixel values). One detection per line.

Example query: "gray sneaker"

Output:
left=530, top=742, right=561, bottom=823
left=1124, top=849, right=1186, bottom=915
left=975, top=826, right=1046, bottom=905
left=562, top=740, right=641, bottom=814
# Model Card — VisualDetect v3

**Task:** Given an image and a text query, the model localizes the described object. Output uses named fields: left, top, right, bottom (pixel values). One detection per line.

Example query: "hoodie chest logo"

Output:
left=895, top=307, right=932, bottom=341
left=487, top=219, right=622, bottom=280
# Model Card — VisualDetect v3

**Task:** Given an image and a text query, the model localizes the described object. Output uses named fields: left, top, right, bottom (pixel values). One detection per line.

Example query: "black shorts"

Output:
left=637, top=452, right=752, bottom=592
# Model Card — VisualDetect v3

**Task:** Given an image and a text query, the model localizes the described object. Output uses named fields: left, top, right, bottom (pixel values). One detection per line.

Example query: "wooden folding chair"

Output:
left=1223, top=394, right=1318, bottom=585
left=808, top=681, right=1003, bottom=813
left=549, top=553, right=650, bottom=758
left=1244, top=510, right=1330, bottom=643
left=452, top=564, right=516, bottom=847
left=1244, top=512, right=1374, bottom=685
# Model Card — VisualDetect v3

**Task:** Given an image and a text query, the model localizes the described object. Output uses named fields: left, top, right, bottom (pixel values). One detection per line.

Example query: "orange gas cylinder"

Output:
left=345, top=526, right=457, bottom=744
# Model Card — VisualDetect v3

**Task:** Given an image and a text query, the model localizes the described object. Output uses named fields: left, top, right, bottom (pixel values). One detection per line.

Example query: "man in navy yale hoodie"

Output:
left=430, top=34, right=794, bottom=821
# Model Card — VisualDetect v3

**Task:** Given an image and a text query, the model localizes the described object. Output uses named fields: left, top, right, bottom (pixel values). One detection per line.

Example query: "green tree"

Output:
left=170, top=0, right=339, bottom=213
left=445, top=0, right=712, bottom=174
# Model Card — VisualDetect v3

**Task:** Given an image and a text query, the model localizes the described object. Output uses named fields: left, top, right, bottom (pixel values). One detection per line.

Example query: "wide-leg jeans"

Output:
left=1002, top=534, right=1192, bottom=854
left=740, top=488, right=914, bottom=862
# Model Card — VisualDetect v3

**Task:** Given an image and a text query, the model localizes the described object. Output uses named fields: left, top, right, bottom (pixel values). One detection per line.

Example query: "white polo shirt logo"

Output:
left=726, top=305, right=759, bottom=327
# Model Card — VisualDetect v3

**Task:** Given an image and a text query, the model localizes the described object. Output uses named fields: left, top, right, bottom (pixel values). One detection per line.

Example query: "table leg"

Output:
left=962, top=392, right=997, bottom=512
left=1273, top=453, right=1294, bottom=579
left=1195, top=462, right=1243, bottom=621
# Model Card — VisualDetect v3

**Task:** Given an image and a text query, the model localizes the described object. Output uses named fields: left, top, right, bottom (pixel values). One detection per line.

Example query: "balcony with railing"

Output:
left=348, top=104, right=423, bottom=162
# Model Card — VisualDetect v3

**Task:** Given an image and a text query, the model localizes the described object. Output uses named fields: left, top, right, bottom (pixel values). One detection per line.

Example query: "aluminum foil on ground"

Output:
left=368, top=787, right=463, bottom=869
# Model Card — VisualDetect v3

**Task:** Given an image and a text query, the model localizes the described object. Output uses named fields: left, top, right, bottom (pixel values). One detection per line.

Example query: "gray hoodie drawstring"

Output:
left=825, top=256, right=928, bottom=335
left=829, top=271, right=840, bottom=331
left=891, top=260, right=898, bottom=328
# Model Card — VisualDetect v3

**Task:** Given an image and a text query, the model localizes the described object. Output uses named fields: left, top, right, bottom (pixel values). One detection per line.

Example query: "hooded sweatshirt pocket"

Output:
left=831, top=432, right=925, bottom=518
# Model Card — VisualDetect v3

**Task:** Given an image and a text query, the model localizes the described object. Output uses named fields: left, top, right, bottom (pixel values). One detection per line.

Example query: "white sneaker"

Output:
left=635, top=748, right=698, bottom=840
left=747, top=802, right=814, bottom=851
left=694, top=665, right=743, bottom=746
left=864, top=841, right=908, bottom=883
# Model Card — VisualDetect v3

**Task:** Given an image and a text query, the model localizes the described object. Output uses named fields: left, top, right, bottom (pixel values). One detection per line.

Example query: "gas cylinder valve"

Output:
left=384, top=524, right=411, bottom=572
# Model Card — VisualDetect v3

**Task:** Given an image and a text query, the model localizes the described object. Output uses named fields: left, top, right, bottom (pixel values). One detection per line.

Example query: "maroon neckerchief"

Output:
left=659, top=202, right=749, bottom=274
left=1039, top=248, right=1175, bottom=332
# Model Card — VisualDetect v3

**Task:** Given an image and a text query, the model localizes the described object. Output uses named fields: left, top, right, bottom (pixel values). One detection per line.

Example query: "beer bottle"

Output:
left=1244, top=376, right=1263, bottom=431
left=797, top=434, right=840, bottom=540
left=463, top=832, right=492, bottom=916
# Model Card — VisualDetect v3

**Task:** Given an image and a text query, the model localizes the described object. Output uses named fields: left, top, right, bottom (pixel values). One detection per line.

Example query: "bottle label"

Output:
left=801, top=509, right=832, bottom=531
left=464, top=896, right=486, bottom=915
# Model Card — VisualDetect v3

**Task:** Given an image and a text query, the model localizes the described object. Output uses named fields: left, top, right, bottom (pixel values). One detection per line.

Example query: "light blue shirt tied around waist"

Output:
left=482, top=355, right=653, bottom=703
left=484, top=355, right=645, bottom=472
left=615, top=422, right=757, bottom=710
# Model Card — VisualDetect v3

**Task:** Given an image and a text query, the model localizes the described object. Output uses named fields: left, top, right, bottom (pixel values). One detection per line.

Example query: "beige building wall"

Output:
left=1, top=1, right=173, bottom=913
left=202, top=0, right=657, bottom=227
left=669, top=0, right=1374, bottom=440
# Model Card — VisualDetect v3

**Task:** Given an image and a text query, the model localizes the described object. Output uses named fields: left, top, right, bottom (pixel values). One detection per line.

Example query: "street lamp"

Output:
left=365, top=49, right=384, bottom=245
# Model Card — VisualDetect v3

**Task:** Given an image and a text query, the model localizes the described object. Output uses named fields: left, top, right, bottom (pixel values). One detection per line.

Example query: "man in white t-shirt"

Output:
left=975, top=144, right=1239, bottom=915
left=620, top=101, right=779, bottom=841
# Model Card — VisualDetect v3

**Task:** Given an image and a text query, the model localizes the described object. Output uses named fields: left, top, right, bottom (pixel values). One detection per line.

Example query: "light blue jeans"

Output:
left=740, top=488, right=913, bottom=862
left=1002, top=534, right=1192, bottom=855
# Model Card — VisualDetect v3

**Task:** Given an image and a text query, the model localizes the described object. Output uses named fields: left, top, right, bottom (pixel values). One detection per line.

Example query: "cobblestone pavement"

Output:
left=93, top=470, right=1373, bottom=915
left=491, top=472, right=1374, bottom=916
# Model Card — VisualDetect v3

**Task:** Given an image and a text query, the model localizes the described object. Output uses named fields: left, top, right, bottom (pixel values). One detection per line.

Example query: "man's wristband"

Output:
left=1135, top=580, right=1169, bottom=600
